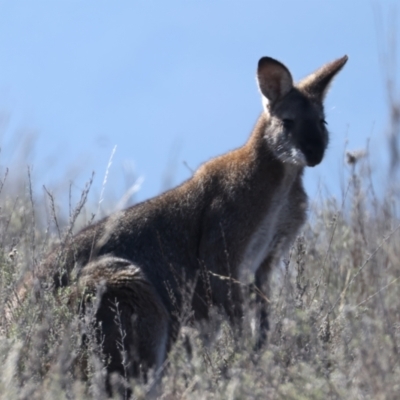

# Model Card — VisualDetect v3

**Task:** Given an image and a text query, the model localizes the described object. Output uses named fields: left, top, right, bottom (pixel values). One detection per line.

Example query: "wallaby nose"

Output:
left=302, top=144, right=324, bottom=167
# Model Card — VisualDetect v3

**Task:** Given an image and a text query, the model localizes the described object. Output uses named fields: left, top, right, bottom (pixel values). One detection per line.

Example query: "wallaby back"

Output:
left=8, top=54, right=348, bottom=394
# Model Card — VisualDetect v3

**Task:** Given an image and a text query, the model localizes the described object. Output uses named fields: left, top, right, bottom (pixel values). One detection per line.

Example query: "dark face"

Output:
left=271, top=89, right=329, bottom=167
left=292, top=117, right=328, bottom=166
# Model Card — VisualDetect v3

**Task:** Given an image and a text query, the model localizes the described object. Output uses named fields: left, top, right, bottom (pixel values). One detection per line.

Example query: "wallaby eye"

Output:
left=282, top=119, right=294, bottom=130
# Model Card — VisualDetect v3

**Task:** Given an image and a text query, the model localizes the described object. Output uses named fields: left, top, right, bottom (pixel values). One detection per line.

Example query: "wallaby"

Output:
left=9, top=55, right=347, bottom=393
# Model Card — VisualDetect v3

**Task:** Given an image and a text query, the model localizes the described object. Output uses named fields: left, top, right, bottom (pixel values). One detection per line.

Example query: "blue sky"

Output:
left=0, top=1, right=399, bottom=214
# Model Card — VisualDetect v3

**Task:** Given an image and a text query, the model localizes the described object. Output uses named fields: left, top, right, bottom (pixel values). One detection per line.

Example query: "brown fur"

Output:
left=8, top=55, right=347, bottom=393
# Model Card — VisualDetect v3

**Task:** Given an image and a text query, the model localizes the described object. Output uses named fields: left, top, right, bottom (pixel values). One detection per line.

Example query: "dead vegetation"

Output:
left=0, top=130, right=399, bottom=400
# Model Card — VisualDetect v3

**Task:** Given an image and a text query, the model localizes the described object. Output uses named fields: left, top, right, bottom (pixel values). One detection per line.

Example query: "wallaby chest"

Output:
left=238, top=166, right=305, bottom=282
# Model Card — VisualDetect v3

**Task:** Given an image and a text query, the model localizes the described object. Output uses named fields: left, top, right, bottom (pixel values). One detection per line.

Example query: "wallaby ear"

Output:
left=298, top=55, right=348, bottom=101
left=257, top=57, right=293, bottom=105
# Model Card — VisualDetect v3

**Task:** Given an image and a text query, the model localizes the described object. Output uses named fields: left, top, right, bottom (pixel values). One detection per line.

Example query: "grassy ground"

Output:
left=0, top=147, right=400, bottom=399
left=0, top=137, right=400, bottom=399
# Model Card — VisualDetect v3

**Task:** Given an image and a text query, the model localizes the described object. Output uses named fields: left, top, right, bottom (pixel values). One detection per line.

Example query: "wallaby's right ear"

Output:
left=257, top=57, right=293, bottom=106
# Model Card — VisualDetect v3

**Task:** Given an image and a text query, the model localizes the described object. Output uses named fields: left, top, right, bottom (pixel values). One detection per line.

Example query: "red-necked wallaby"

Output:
left=10, top=55, right=347, bottom=392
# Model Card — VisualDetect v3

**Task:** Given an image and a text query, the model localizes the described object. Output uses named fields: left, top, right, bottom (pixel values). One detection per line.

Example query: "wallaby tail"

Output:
left=77, top=256, right=170, bottom=395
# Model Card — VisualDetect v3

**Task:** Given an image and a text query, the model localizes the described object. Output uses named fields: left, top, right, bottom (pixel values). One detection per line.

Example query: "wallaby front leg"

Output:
left=254, top=256, right=273, bottom=349
left=212, top=276, right=243, bottom=334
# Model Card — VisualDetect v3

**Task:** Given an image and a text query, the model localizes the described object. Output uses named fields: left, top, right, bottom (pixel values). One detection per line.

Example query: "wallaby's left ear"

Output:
left=257, top=57, right=293, bottom=105
left=298, top=55, right=348, bottom=101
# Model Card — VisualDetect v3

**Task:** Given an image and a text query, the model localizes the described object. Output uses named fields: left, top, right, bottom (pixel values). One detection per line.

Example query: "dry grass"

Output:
left=0, top=141, right=399, bottom=400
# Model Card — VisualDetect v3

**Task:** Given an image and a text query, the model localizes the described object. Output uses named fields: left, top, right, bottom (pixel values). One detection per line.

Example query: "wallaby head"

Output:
left=257, top=55, right=348, bottom=167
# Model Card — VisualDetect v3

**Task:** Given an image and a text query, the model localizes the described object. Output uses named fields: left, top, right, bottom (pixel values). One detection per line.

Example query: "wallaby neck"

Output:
left=247, top=112, right=270, bottom=148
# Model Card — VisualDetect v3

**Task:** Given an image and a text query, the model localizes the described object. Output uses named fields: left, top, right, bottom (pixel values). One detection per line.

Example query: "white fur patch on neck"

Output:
left=264, top=129, right=307, bottom=167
